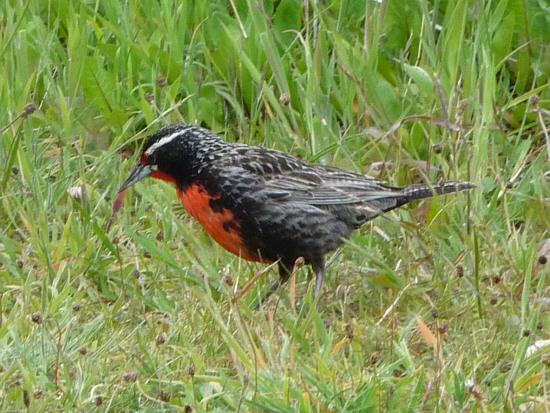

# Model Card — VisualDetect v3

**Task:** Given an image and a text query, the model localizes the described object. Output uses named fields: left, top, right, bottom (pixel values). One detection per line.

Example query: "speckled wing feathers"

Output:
left=135, top=124, right=472, bottom=285
left=215, top=145, right=406, bottom=207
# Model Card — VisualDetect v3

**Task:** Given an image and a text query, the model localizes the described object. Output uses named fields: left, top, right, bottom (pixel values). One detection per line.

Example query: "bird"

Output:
left=117, top=124, right=473, bottom=304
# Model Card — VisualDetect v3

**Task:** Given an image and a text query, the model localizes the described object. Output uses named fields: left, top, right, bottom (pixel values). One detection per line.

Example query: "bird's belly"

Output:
left=177, top=184, right=262, bottom=262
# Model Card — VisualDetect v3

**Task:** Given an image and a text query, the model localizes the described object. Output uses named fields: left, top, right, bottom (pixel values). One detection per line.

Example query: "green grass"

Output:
left=1, top=0, right=549, bottom=411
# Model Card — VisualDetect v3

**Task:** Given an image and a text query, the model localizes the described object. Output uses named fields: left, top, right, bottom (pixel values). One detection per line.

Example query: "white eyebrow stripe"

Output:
left=145, top=130, right=185, bottom=156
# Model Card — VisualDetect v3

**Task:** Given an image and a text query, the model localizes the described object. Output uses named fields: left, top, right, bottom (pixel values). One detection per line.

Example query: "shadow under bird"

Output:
left=116, top=124, right=473, bottom=303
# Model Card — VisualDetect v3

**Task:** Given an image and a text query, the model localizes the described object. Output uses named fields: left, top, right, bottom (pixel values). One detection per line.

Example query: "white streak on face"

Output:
left=145, top=131, right=184, bottom=156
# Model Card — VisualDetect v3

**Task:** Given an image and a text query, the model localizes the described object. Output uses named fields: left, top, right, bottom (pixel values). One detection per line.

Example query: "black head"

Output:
left=118, top=124, right=226, bottom=192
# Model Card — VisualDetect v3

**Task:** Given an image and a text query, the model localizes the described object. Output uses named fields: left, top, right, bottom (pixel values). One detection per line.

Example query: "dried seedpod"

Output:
left=31, top=313, right=43, bottom=324
left=123, top=371, right=138, bottom=382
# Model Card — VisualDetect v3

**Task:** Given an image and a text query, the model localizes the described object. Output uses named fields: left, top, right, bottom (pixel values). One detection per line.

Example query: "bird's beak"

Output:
left=118, top=163, right=153, bottom=193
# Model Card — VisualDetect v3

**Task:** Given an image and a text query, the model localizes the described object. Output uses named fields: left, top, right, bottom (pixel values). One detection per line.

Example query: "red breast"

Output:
left=176, top=184, right=262, bottom=262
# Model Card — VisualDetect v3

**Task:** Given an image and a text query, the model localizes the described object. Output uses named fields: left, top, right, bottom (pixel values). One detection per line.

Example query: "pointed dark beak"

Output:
left=118, top=164, right=153, bottom=193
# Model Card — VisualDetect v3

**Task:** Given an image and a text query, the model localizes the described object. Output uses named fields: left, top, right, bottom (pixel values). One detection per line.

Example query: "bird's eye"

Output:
left=143, top=152, right=158, bottom=166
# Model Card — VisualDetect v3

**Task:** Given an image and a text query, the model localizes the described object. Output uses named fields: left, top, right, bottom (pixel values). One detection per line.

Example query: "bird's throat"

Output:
left=151, top=170, right=177, bottom=184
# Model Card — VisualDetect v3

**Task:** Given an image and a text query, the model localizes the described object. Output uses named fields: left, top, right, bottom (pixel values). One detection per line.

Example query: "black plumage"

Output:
left=120, top=124, right=473, bottom=302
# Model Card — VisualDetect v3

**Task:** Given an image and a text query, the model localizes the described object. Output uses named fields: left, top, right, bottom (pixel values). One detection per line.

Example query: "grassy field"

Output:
left=1, top=0, right=549, bottom=411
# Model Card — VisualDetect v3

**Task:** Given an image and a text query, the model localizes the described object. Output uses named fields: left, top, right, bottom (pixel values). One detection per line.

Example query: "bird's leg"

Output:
left=312, top=258, right=326, bottom=301
left=253, top=261, right=292, bottom=308
left=314, top=266, right=325, bottom=298
left=232, top=260, right=280, bottom=304
left=313, top=268, right=325, bottom=298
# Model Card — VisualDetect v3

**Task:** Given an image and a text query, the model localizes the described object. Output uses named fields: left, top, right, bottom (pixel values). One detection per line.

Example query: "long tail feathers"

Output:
left=402, top=181, right=475, bottom=202
left=354, top=180, right=474, bottom=225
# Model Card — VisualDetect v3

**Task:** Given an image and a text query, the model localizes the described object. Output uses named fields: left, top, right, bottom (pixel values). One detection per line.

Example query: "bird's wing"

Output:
left=263, top=171, right=404, bottom=205
left=218, top=146, right=404, bottom=205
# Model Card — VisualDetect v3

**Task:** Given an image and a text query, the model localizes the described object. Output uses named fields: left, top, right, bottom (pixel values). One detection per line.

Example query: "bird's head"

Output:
left=118, top=124, right=225, bottom=193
